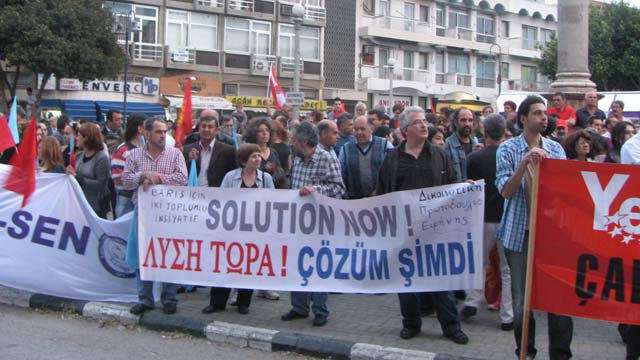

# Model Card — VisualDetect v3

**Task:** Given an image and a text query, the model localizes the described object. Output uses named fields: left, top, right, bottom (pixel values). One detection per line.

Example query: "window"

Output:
left=167, top=10, right=218, bottom=50
left=448, top=9, right=469, bottom=29
left=522, top=65, right=537, bottom=90
left=476, top=15, right=495, bottom=44
left=404, top=2, right=415, bottom=31
left=278, top=24, right=320, bottom=61
left=105, top=2, right=160, bottom=60
left=540, top=28, right=554, bottom=44
left=436, top=5, right=445, bottom=27
left=522, top=25, right=538, bottom=50
left=363, top=0, right=375, bottom=14
left=419, top=53, right=428, bottom=70
left=379, top=0, right=389, bottom=16
left=435, top=52, right=445, bottom=83
left=501, top=20, right=509, bottom=38
left=403, top=50, right=414, bottom=80
left=476, top=59, right=495, bottom=88
left=379, top=48, right=389, bottom=78
left=501, top=62, right=510, bottom=80
left=224, top=18, right=271, bottom=54
left=448, top=53, right=469, bottom=74
left=419, top=5, right=429, bottom=23
left=436, top=5, right=445, bottom=36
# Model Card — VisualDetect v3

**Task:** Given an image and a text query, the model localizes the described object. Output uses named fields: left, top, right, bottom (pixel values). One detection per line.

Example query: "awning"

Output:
left=62, top=100, right=98, bottom=122
left=39, top=99, right=62, bottom=108
left=95, top=101, right=166, bottom=121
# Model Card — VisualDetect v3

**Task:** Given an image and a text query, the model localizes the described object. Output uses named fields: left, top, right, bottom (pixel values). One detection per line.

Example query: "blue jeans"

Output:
left=115, top=194, right=134, bottom=219
left=135, top=270, right=180, bottom=307
left=505, top=240, right=573, bottom=360
left=290, top=291, right=329, bottom=317
left=398, top=291, right=460, bottom=336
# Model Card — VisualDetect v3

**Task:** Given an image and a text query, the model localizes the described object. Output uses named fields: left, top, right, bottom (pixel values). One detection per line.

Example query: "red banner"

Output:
left=532, top=159, right=640, bottom=325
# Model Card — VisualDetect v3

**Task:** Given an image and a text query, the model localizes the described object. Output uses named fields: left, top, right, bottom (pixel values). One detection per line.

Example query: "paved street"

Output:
left=12, top=287, right=619, bottom=360
left=0, top=303, right=312, bottom=360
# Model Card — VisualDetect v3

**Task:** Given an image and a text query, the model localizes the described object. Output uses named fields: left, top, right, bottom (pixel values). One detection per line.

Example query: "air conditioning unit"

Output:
left=362, top=45, right=375, bottom=54
left=253, top=61, right=267, bottom=71
left=171, top=50, right=189, bottom=63
left=280, top=3, right=293, bottom=16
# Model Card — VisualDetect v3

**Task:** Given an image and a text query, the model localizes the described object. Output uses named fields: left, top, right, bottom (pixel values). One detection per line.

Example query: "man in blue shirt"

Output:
left=496, top=95, right=573, bottom=360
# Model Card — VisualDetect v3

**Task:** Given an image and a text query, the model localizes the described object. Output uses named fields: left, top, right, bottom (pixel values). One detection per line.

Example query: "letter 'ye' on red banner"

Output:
left=532, top=159, right=640, bottom=325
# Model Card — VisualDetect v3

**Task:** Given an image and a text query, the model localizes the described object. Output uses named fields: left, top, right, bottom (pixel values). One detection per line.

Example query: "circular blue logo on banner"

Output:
left=98, top=234, right=136, bottom=278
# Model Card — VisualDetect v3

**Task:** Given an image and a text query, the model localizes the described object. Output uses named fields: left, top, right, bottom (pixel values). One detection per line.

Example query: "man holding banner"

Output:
left=281, top=122, right=345, bottom=327
left=376, top=106, right=469, bottom=344
left=122, top=117, right=188, bottom=315
left=495, top=95, right=572, bottom=359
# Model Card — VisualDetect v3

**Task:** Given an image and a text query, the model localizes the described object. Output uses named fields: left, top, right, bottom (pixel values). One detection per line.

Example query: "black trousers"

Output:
left=208, top=287, right=253, bottom=309
left=627, top=325, right=640, bottom=360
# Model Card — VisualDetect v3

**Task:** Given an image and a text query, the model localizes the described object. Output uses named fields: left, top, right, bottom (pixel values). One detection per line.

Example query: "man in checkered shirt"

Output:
left=122, top=117, right=188, bottom=316
left=280, top=121, right=344, bottom=327
left=496, top=95, right=571, bottom=359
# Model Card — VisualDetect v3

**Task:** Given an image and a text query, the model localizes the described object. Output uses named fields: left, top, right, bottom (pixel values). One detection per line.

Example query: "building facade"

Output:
left=328, top=0, right=557, bottom=110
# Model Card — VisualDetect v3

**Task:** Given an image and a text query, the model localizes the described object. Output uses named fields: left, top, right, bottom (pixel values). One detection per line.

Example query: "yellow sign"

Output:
left=226, top=96, right=327, bottom=111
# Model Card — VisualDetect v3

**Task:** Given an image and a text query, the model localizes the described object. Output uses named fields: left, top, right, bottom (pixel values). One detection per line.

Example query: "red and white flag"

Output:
left=268, top=64, right=286, bottom=111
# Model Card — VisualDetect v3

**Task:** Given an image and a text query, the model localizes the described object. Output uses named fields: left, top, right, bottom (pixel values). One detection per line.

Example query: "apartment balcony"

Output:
left=279, top=56, right=322, bottom=79
left=359, top=65, right=431, bottom=93
left=507, top=79, right=550, bottom=92
left=222, top=52, right=320, bottom=80
left=166, top=46, right=220, bottom=70
left=117, top=40, right=163, bottom=67
left=227, top=0, right=276, bottom=18
left=193, top=0, right=224, bottom=7
left=500, top=37, right=541, bottom=58
left=360, top=15, right=434, bottom=44
left=278, top=1, right=326, bottom=24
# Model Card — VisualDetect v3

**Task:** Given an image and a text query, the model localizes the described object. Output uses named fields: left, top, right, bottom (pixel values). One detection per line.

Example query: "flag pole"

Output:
left=519, top=163, right=540, bottom=360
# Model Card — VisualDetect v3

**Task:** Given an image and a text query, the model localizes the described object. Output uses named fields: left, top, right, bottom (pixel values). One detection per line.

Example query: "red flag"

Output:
left=3, top=116, right=37, bottom=207
left=269, top=64, right=286, bottom=111
left=0, top=115, right=16, bottom=153
left=175, top=78, right=193, bottom=146
left=532, top=159, right=640, bottom=325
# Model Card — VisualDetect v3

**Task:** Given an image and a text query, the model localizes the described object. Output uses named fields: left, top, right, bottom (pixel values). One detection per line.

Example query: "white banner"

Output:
left=0, top=165, right=137, bottom=302
left=138, top=182, right=485, bottom=293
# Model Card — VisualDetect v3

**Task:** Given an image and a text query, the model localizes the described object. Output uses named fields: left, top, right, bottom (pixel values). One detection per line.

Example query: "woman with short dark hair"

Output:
left=563, top=129, right=594, bottom=161
left=202, top=143, right=275, bottom=315
left=66, top=123, right=111, bottom=218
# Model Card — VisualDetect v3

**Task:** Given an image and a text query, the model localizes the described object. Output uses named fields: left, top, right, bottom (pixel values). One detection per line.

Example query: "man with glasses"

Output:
left=548, top=92, right=577, bottom=130
left=376, top=106, right=469, bottom=345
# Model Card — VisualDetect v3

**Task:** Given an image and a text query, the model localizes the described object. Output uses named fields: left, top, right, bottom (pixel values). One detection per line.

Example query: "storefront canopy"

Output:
left=95, top=101, right=166, bottom=122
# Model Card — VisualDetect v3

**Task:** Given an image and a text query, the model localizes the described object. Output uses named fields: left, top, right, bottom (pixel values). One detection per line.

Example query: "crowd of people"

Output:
left=1, top=91, right=639, bottom=359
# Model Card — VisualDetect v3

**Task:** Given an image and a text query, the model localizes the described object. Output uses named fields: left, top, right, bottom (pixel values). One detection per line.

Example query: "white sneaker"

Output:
left=257, top=290, right=280, bottom=300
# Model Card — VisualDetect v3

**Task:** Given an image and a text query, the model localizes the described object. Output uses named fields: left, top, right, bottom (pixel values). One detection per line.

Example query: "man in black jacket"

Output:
left=183, top=109, right=236, bottom=187
left=376, top=106, right=468, bottom=345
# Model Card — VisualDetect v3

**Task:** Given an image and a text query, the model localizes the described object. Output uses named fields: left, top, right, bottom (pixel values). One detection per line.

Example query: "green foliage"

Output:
left=536, top=1, right=640, bottom=91
left=535, top=35, right=557, bottom=81
left=0, top=0, right=123, bottom=105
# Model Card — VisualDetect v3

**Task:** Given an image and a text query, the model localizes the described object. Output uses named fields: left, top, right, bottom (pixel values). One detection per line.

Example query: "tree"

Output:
left=536, top=1, right=640, bottom=91
left=0, top=0, right=123, bottom=113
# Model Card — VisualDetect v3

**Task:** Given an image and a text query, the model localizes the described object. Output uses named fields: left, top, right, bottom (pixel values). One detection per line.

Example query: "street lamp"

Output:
left=489, top=43, right=502, bottom=95
left=120, top=10, right=141, bottom=122
left=291, top=4, right=305, bottom=121
left=385, top=58, right=396, bottom=115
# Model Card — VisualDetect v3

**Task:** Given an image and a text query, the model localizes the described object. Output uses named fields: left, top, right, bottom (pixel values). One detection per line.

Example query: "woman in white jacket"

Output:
left=202, top=143, right=274, bottom=315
